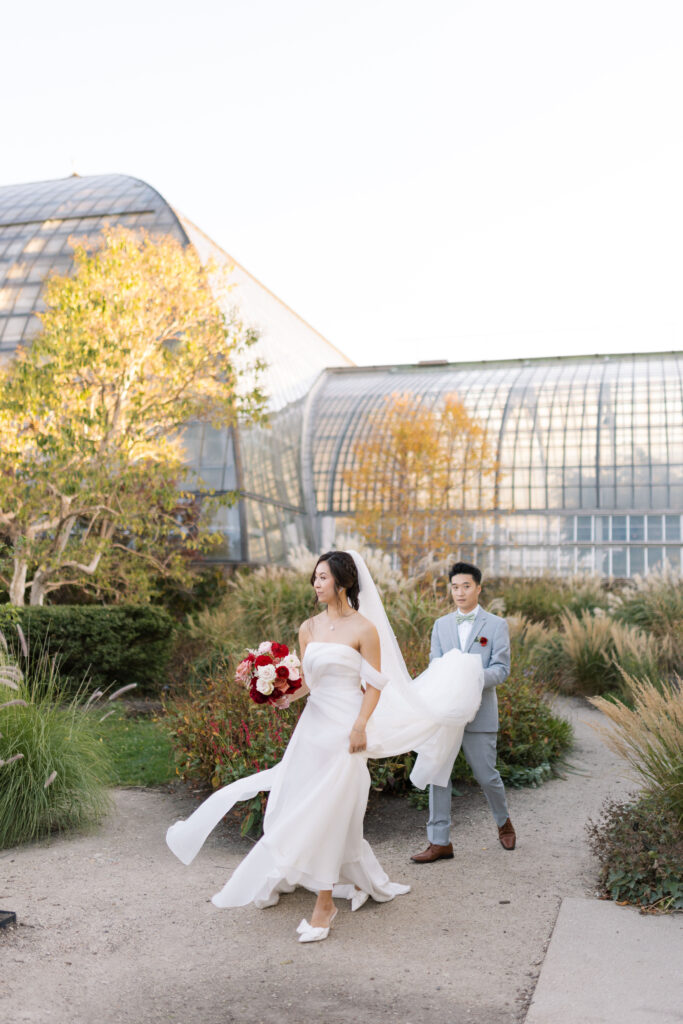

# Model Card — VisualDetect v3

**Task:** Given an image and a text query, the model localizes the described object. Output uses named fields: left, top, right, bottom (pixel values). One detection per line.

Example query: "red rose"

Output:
left=250, top=689, right=269, bottom=705
left=275, top=665, right=290, bottom=678
left=287, top=677, right=302, bottom=694
left=246, top=652, right=256, bottom=663
left=271, top=643, right=289, bottom=658
left=479, top=637, right=488, bottom=647
left=254, top=654, right=273, bottom=667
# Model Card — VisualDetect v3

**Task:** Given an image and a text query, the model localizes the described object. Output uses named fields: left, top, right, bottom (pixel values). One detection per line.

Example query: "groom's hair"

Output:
left=449, top=561, right=482, bottom=585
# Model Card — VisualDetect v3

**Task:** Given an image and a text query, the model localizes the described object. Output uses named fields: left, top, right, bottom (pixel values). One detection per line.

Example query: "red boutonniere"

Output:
left=473, top=636, right=488, bottom=647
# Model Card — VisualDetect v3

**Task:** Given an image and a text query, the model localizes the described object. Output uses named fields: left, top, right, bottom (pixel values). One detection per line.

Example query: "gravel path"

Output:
left=1, top=699, right=633, bottom=1024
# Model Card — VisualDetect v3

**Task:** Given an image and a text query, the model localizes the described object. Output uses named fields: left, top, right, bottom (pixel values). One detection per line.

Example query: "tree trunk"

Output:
left=9, top=559, right=28, bottom=606
left=29, top=571, right=47, bottom=607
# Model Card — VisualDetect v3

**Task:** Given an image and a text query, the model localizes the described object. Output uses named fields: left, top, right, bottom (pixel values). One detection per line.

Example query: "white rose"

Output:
left=255, top=676, right=275, bottom=695
left=283, top=654, right=300, bottom=672
left=256, top=663, right=276, bottom=683
left=258, top=641, right=273, bottom=655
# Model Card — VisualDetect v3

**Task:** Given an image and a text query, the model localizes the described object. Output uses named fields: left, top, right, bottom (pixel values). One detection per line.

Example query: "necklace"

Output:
left=327, top=609, right=355, bottom=631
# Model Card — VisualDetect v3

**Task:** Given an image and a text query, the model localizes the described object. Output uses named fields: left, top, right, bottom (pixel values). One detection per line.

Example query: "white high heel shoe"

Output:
left=296, top=908, right=338, bottom=943
left=351, top=889, right=369, bottom=912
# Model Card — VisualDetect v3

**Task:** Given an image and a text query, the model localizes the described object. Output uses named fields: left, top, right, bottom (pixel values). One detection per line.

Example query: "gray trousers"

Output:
left=427, top=731, right=509, bottom=844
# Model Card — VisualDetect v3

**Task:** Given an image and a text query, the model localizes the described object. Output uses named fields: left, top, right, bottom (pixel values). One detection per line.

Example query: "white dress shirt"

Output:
left=457, top=605, right=480, bottom=649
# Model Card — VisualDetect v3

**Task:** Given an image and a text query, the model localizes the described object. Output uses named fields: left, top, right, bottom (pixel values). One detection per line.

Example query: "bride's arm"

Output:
left=273, top=620, right=311, bottom=709
left=349, top=625, right=382, bottom=753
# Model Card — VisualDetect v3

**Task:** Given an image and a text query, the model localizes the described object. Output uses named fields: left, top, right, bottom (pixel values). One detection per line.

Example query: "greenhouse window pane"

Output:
left=577, top=516, right=592, bottom=541
left=665, top=515, right=681, bottom=541
left=647, top=515, right=663, bottom=541
left=577, top=549, right=593, bottom=572
left=612, top=516, right=627, bottom=541
left=198, top=468, right=224, bottom=489
left=648, top=548, right=663, bottom=570
left=629, top=516, right=645, bottom=541
left=615, top=487, right=632, bottom=509
left=612, top=548, right=627, bottom=576
left=595, top=548, right=609, bottom=576
left=630, top=547, right=645, bottom=575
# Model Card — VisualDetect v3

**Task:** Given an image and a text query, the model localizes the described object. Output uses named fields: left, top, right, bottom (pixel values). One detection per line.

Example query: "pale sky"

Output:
left=4, top=0, right=682, bottom=366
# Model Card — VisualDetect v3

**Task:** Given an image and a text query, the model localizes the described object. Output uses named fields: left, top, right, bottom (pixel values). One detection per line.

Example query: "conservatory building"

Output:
left=303, top=354, right=683, bottom=577
left=0, top=174, right=681, bottom=576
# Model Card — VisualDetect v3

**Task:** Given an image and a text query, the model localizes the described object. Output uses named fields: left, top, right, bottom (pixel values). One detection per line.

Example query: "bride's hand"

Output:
left=273, top=694, right=291, bottom=710
left=349, top=724, right=367, bottom=753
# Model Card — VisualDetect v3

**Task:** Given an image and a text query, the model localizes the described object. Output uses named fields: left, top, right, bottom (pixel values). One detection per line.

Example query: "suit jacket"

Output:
left=430, top=608, right=510, bottom=732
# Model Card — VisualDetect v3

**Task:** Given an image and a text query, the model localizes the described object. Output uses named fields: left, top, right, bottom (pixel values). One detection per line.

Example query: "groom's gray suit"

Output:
left=427, top=607, right=511, bottom=843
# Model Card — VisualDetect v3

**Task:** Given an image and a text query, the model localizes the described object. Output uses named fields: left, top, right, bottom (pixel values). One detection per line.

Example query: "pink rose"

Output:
left=235, top=659, right=252, bottom=683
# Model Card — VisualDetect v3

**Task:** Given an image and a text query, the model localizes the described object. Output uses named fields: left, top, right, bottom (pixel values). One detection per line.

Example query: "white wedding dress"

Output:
left=166, top=559, right=484, bottom=910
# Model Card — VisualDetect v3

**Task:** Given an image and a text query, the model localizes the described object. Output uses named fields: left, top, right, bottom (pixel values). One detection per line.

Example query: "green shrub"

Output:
left=0, top=644, right=111, bottom=848
left=495, top=667, right=573, bottom=769
left=0, top=605, right=175, bottom=695
left=587, top=794, right=683, bottom=911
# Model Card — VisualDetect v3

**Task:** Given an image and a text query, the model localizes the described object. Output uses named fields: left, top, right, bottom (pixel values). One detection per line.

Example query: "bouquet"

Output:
left=235, top=642, right=302, bottom=706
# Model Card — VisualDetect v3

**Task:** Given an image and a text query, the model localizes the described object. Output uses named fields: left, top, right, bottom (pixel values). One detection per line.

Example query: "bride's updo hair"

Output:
left=311, top=551, right=360, bottom=611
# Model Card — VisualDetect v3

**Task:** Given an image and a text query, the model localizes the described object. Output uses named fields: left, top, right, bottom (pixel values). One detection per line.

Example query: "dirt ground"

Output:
left=1, top=699, right=632, bottom=1024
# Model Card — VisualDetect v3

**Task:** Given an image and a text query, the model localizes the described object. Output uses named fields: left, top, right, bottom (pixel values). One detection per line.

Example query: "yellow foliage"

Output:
left=343, top=391, right=498, bottom=572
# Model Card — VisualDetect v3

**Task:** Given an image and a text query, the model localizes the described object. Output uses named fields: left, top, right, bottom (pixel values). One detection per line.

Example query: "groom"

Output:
left=411, top=561, right=516, bottom=861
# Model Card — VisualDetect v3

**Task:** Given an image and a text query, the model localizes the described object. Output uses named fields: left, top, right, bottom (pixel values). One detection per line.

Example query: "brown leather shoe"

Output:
left=498, top=818, right=516, bottom=850
left=410, top=842, right=454, bottom=863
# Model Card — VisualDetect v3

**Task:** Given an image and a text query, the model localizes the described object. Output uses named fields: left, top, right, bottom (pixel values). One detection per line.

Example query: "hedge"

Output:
left=0, top=605, right=175, bottom=695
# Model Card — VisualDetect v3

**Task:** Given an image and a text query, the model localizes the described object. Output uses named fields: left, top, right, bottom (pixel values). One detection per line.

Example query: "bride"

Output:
left=166, top=550, right=484, bottom=943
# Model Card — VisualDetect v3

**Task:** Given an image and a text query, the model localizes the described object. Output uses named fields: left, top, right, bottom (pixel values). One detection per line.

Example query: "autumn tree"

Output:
left=343, top=392, right=498, bottom=574
left=0, top=226, right=266, bottom=606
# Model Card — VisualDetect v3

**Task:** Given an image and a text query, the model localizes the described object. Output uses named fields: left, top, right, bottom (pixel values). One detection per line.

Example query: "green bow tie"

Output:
left=455, top=611, right=476, bottom=624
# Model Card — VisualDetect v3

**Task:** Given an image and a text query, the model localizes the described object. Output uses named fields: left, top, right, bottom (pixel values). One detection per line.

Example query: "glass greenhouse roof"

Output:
left=0, top=174, right=184, bottom=353
left=304, top=352, right=683, bottom=516
left=0, top=173, right=351, bottom=408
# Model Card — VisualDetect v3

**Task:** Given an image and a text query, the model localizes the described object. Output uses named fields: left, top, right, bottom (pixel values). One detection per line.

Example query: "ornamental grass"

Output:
left=610, top=568, right=683, bottom=676
left=0, top=636, right=111, bottom=849
left=486, top=574, right=609, bottom=625
left=589, top=673, right=683, bottom=824
left=535, top=610, right=661, bottom=697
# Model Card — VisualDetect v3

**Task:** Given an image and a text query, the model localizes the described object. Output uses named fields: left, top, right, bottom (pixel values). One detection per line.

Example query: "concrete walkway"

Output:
left=525, top=897, right=683, bottom=1024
